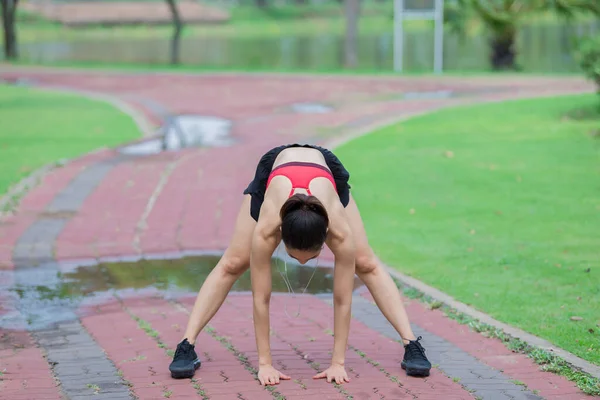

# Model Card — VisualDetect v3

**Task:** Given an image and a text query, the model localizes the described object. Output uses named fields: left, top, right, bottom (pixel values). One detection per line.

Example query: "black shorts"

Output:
left=243, top=143, right=351, bottom=221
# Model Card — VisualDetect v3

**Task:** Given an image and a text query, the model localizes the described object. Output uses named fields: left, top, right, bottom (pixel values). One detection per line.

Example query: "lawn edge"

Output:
left=0, top=82, right=155, bottom=218
left=385, top=266, right=600, bottom=394
left=0, top=162, right=55, bottom=219
left=0, top=62, right=586, bottom=81
left=321, top=92, right=600, bottom=386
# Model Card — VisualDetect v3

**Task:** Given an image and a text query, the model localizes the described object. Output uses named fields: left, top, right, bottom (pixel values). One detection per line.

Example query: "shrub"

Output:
left=577, top=35, right=600, bottom=94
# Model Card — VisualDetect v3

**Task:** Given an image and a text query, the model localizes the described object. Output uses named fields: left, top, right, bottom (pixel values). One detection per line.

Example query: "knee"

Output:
left=355, top=254, right=379, bottom=275
left=218, top=255, right=249, bottom=277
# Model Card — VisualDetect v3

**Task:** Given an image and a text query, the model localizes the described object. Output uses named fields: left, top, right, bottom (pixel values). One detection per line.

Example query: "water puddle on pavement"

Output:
left=3, top=255, right=364, bottom=330
left=290, top=102, right=334, bottom=114
left=119, top=115, right=235, bottom=156
left=58, top=255, right=363, bottom=297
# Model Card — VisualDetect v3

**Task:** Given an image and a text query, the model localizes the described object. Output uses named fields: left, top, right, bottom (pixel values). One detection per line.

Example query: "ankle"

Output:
left=402, top=337, right=417, bottom=345
left=182, top=337, right=195, bottom=346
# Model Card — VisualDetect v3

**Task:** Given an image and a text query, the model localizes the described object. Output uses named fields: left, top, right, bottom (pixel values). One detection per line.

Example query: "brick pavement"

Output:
left=0, top=67, right=596, bottom=399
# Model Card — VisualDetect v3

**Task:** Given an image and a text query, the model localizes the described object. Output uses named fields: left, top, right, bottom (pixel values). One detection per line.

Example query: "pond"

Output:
left=19, top=21, right=600, bottom=73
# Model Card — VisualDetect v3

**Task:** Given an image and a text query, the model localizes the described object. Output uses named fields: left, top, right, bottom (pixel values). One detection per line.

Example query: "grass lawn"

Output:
left=336, top=94, right=600, bottom=365
left=0, top=84, right=141, bottom=196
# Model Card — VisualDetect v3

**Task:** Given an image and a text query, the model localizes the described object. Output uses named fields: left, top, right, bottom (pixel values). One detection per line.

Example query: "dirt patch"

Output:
left=21, top=0, right=230, bottom=26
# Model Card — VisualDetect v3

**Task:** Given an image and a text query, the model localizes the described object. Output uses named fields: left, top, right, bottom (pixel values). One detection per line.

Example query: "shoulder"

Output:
left=324, top=200, right=353, bottom=250
left=255, top=197, right=282, bottom=239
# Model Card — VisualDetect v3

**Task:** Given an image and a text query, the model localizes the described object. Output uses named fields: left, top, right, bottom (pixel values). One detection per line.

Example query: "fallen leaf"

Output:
left=570, top=316, right=583, bottom=321
left=444, top=150, right=454, bottom=158
left=409, top=208, right=415, bottom=215
left=469, top=229, right=476, bottom=235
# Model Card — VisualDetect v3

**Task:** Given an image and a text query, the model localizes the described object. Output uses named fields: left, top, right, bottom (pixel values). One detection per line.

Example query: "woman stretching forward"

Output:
left=169, top=144, right=431, bottom=384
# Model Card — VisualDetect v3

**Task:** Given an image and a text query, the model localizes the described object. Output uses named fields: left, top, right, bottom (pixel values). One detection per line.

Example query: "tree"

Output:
left=446, top=0, right=600, bottom=70
left=1, top=0, right=19, bottom=60
left=165, top=0, right=183, bottom=65
left=344, top=0, right=360, bottom=68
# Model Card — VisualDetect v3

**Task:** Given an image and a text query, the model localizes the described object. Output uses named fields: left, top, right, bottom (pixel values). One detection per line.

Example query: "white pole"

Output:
left=433, top=0, right=444, bottom=74
left=393, top=0, right=405, bottom=72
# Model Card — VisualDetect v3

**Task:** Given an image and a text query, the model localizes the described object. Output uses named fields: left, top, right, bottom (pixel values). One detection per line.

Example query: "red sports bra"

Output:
left=266, top=162, right=337, bottom=197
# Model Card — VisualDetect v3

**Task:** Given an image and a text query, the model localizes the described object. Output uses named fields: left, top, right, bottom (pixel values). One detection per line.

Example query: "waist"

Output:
left=270, top=161, right=332, bottom=175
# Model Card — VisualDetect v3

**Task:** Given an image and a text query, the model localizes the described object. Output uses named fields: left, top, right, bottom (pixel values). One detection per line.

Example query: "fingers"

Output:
left=313, top=371, right=327, bottom=379
left=260, top=374, right=290, bottom=386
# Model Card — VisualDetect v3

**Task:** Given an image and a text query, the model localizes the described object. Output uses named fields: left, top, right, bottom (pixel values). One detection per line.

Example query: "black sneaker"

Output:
left=169, top=339, right=201, bottom=379
left=401, top=336, right=431, bottom=377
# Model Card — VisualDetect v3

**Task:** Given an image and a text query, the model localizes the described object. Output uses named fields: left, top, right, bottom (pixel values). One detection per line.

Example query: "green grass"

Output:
left=0, top=84, right=141, bottom=196
left=336, top=94, right=600, bottom=365
left=7, top=59, right=584, bottom=78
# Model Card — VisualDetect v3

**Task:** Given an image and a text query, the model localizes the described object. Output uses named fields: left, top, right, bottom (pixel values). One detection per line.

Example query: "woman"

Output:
left=169, top=143, right=431, bottom=385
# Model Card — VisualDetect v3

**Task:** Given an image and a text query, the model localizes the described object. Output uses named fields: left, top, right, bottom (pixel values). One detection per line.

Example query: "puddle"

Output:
left=2, top=255, right=363, bottom=330
left=119, top=115, right=234, bottom=156
left=290, top=102, right=334, bottom=114
left=402, top=90, right=455, bottom=100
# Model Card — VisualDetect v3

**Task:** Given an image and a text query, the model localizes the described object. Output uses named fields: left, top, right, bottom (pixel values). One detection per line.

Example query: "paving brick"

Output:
left=128, top=295, right=282, bottom=399
left=79, top=299, right=200, bottom=399
left=0, top=330, right=63, bottom=400
left=346, top=294, right=545, bottom=400
left=2, top=69, right=595, bottom=400
left=360, top=291, right=589, bottom=399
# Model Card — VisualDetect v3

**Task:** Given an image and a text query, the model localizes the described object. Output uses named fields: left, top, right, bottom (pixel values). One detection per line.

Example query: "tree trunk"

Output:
left=490, top=26, right=517, bottom=70
left=255, top=0, right=267, bottom=8
left=165, top=0, right=183, bottom=65
left=1, top=0, right=19, bottom=60
left=344, top=0, right=360, bottom=68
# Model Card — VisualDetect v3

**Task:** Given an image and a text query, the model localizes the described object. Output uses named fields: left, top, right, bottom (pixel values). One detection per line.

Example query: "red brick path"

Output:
left=0, top=67, right=595, bottom=399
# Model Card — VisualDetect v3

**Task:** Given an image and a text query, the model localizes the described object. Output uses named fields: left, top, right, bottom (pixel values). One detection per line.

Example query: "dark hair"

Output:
left=279, top=194, right=329, bottom=252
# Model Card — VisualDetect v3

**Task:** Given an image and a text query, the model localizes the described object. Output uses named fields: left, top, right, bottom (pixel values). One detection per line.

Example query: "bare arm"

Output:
left=326, top=206, right=356, bottom=367
left=250, top=204, right=280, bottom=367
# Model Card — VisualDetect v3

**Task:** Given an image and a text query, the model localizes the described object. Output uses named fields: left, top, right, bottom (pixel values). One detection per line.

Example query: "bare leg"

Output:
left=344, top=195, right=417, bottom=344
left=182, top=195, right=256, bottom=344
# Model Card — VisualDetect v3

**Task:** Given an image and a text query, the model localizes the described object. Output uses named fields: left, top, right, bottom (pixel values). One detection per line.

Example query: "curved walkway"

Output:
left=0, top=66, right=596, bottom=400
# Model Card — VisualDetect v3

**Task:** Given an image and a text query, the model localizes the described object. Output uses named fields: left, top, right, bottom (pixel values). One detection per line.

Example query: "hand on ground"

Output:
left=313, top=363, right=350, bottom=384
left=257, top=365, right=291, bottom=386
